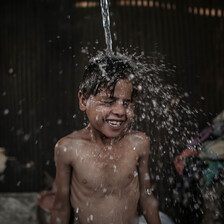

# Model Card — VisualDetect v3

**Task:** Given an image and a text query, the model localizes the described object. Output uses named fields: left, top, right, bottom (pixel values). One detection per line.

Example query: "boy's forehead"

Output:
left=97, top=88, right=113, bottom=97
left=97, top=79, right=133, bottom=98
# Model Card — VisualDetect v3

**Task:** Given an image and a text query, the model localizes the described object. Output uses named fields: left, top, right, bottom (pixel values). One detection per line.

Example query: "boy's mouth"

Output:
left=106, top=120, right=123, bottom=127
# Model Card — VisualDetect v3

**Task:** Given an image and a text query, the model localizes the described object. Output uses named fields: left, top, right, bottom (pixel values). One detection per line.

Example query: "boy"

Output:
left=51, top=55, right=161, bottom=224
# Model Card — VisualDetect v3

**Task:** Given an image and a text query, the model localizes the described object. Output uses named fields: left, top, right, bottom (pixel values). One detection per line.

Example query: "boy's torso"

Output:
left=62, top=129, right=146, bottom=224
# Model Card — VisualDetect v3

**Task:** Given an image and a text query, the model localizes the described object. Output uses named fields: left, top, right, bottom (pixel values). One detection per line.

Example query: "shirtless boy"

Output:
left=51, top=56, right=161, bottom=224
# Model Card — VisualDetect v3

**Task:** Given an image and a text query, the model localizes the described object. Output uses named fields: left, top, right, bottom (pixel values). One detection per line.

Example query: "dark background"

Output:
left=0, top=0, right=224, bottom=223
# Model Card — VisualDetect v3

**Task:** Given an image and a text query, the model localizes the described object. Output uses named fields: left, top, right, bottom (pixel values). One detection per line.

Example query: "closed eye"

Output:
left=101, top=100, right=114, bottom=105
left=123, top=100, right=133, bottom=108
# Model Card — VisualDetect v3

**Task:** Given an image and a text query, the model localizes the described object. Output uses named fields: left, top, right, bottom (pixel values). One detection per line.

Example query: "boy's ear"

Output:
left=78, top=91, right=87, bottom=111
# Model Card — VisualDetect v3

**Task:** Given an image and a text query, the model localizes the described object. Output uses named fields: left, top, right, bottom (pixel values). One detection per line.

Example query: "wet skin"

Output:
left=51, top=79, right=161, bottom=224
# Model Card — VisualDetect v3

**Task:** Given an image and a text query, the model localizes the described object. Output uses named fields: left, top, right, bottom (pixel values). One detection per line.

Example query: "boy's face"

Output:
left=79, top=79, right=135, bottom=139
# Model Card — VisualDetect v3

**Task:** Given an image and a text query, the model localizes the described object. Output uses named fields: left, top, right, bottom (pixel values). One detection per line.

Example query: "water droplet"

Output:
left=169, top=177, right=174, bottom=184
left=8, top=68, right=14, bottom=74
left=76, top=207, right=79, bottom=213
left=129, top=74, right=135, bottom=80
left=18, top=109, right=23, bottom=115
left=3, top=109, right=9, bottom=115
left=146, top=188, right=152, bottom=195
left=113, top=164, right=117, bottom=172
left=137, top=85, right=142, bottom=91
left=26, top=161, right=34, bottom=168
left=152, top=99, right=157, bottom=107
left=56, top=217, right=61, bottom=223
left=194, top=203, right=200, bottom=209
left=144, top=173, right=150, bottom=180
left=57, top=119, right=63, bottom=125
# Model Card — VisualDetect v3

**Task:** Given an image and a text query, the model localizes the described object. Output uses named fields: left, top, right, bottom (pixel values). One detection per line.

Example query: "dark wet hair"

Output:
left=79, top=55, right=140, bottom=99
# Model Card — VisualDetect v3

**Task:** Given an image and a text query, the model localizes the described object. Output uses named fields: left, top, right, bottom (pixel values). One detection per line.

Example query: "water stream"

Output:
left=100, top=0, right=113, bottom=55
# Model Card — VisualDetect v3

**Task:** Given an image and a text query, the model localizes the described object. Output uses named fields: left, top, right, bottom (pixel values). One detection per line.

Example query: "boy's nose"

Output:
left=111, top=102, right=126, bottom=117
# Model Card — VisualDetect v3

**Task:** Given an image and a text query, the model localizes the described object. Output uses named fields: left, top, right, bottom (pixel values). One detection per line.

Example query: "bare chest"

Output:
left=71, top=147, right=139, bottom=190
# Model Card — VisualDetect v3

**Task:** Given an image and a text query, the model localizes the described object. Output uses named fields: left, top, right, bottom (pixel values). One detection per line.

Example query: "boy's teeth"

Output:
left=107, top=121, right=122, bottom=127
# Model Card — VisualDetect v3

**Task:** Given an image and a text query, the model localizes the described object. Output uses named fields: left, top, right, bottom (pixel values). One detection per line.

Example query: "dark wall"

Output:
left=0, top=0, right=224, bottom=222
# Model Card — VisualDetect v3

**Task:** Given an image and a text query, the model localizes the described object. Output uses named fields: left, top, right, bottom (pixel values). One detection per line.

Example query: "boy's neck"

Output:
left=86, top=124, right=122, bottom=147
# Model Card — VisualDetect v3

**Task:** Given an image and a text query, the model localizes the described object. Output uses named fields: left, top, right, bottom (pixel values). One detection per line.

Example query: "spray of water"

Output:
left=82, top=48, right=200, bottom=161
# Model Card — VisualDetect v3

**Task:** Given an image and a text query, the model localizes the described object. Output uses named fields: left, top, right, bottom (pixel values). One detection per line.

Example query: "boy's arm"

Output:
left=138, top=136, right=161, bottom=224
left=51, top=140, right=72, bottom=224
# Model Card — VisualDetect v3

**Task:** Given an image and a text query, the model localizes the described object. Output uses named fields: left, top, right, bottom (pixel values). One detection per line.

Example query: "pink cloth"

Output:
left=36, top=182, right=56, bottom=213
left=174, top=148, right=199, bottom=175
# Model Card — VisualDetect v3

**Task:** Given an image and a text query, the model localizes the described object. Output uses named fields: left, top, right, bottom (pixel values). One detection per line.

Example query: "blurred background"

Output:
left=0, top=0, right=224, bottom=223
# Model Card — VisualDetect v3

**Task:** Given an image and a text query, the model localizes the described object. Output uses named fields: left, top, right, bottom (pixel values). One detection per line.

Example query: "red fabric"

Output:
left=36, top=181, right=56, bottom=213
left=174, top=148, right=199, bottom=175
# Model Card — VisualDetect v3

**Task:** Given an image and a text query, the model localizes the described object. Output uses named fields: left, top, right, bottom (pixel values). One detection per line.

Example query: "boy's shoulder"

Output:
left=128, top=130, right=149, bottom=140
left=55, top=128, right=90, bottom=148
left=125, top=130, right=150, bottom=155
left=126, top=130, right=150, bottom=146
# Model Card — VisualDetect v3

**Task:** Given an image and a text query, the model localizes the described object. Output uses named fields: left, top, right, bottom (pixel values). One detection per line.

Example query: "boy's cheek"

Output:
left=94, top=108, right=108, bottom=120
left=127, top=108, right=134, bottom=118
left=86, top=96, right=94, bottom=109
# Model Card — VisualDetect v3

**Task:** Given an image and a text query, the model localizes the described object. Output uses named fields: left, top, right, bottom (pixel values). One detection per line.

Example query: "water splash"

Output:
left=84, top=49, right=205, bottom=222
left=84, top=49, right=200, bottom=152
left=100, top=0, right=113, bottom=56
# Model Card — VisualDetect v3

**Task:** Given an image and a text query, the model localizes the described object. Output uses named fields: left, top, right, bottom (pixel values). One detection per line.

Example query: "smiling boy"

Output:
left=51, top=56, right=161, bottom=224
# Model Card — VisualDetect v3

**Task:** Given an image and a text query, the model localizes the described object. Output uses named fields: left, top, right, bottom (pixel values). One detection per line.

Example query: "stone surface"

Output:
left=0, top=193, right=39, bottom=224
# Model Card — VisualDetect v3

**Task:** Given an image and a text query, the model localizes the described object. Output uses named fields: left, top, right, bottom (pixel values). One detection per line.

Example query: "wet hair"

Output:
left=79, top=55, right=140, bottom=99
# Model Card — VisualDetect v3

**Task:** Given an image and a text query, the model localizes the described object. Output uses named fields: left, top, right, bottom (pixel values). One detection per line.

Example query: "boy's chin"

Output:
left=103, top=129, right=127, bottom=139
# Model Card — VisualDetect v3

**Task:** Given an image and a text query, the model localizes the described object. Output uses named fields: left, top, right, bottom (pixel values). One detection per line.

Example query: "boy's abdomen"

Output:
left=71, top=195, right=139, bottom=224
left=70, top=175, right=140, bottom=224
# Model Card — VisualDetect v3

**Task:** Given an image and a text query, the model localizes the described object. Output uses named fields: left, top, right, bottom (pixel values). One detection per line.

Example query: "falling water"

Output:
left=100, top=0, right=113, bottom=56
